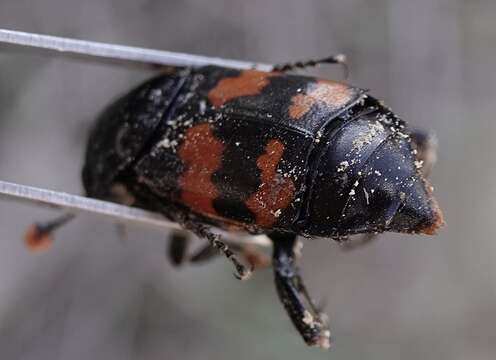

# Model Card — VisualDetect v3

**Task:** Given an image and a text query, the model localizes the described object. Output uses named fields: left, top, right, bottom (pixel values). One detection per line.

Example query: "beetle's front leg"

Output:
left=189, top=242, right=271, bottom=269
left=270, top=232, right=332, bottom=349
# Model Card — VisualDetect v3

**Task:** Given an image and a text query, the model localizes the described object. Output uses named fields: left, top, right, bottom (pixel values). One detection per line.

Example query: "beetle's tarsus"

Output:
left=185, top=222, right=253, bottom=281
left=273, top=53, right=348, bottom=79
left=233, top=261, right=254, bottom=281
left=159, top=205, right=252, bottom=277
left=239, top=245, right=271, bottom=269
left=270, top=232, right=332, bottom=349
left=190, top=242, right=270, bottom=271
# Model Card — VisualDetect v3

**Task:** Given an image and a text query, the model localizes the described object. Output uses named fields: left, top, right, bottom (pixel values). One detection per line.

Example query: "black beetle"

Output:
left=80, top=58, right=443, bottom=348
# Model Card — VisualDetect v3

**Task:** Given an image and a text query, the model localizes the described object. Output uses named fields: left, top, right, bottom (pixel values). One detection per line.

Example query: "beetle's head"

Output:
left=302, top=100, right=444, bottom=238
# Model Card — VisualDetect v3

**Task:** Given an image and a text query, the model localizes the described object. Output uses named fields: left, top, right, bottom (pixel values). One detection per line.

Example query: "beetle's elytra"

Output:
left=82, top=64, right=444, bottom=348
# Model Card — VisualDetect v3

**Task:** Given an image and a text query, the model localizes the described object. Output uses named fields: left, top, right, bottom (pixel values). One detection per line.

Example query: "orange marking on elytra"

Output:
left=208, top=70, right=278, bottom=107
left=288, top=93, right=315, bottom=119
left=178, top=123, right=224, bottom=216
left=288, top=80, right=353, bottom=120
left=246, top=140, right=296, bottom=227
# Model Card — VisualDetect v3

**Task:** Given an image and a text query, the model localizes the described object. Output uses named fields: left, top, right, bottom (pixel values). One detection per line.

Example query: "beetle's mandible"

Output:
left=82, top=61, right=444, bottom=349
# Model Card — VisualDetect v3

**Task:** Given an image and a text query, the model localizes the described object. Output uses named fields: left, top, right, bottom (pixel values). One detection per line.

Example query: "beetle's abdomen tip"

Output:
left=417, top=196, right=445, bottom=235
left=387, top=176, right=444, bottom=236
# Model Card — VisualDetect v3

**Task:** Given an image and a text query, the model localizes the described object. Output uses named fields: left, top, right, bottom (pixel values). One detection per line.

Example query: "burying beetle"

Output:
left=31, top=55, right=444, bottom=348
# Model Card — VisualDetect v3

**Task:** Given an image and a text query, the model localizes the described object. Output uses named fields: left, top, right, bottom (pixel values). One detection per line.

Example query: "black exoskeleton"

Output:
left=81, top=58, right=443, bottom=348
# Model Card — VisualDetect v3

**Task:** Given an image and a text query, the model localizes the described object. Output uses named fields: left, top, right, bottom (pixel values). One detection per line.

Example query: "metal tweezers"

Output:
left=0, top=28, right=273, bottom=246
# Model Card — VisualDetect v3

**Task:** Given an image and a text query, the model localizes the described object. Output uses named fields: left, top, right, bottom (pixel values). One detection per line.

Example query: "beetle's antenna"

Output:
left=0, top=180, right=272, bottom=248
left=0, top=28, right=273, bottom=71
left=25, top=212, right=75, bottom=251
left=0, top=180, right=180, bottom=230
left=272, top=54, right=349, bottom=79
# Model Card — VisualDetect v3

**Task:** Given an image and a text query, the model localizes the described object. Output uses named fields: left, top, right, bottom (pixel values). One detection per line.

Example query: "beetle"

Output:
left=80, top=56, right=444, bottom=349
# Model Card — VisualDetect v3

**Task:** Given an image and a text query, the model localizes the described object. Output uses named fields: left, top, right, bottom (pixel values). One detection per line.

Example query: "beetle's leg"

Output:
left=270, top=231, right=332, bottom=349
left=184, top=221, right=253, bottom=280
left=273, top=54, right=348, bottom=78
left=24, top=212, right=75, bottom=251
left=190, top=243, right=270, bottom=269
left=167, top=230, right=190, bottom=266
left=152, top=202, right=252, bottom=278
left=190, top=243, right=270, bottom=270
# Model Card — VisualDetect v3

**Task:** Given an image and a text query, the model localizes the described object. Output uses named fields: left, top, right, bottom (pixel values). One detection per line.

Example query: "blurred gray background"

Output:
left=0, top=0, right=493, bottom=359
